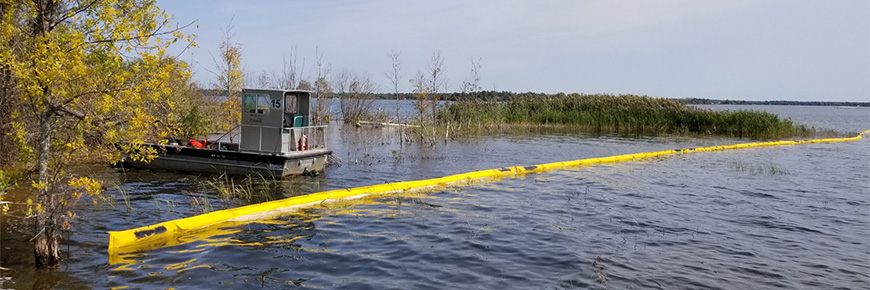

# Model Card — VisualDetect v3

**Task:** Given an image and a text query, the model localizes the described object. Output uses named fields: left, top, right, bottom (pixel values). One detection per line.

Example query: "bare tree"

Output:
left=256, top=70, right=274, bottom=88
left=414, top=50, right=448, bottom=143
left=427, top=50, right=447, bottom=94
left=277, top=48, right=304, bottom=90
left=410, top=71, right=429, bottom=124
left=460, top=57, right=482, bottom=95
left=339, top=71, right=378, bottom=123
left=410, top=70, right=435, bottom=144
left=332, top=68, right=353, bottom=96
left=312, top=47, right=333, bottom=124
left=408, top=51, right=447, bottom=136
left=385, top=50, right=403, bottom=122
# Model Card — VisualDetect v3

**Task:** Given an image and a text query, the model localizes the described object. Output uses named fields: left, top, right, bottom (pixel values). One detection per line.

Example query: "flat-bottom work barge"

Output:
left=122, top=89, right=331, bottom=177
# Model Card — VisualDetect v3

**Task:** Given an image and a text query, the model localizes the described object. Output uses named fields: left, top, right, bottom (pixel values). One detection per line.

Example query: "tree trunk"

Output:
left=34, top=109, right=61, bottom=268
left=0, top=66, right=15, bottom=167
left=34, top=227, right=60, bottom=268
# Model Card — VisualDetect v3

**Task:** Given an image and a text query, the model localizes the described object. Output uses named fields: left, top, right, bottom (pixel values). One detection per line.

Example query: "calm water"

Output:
left=1, top=104, right=868, bottom=289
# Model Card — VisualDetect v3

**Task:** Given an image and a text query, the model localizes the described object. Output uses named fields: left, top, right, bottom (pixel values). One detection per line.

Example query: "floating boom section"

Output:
left=108, top=130, right=870, bottom=258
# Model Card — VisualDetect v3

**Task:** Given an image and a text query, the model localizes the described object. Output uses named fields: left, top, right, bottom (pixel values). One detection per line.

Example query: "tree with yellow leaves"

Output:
left=0, top=0, right=194, bottom=268
left=211, top=19, right=243, bottom=141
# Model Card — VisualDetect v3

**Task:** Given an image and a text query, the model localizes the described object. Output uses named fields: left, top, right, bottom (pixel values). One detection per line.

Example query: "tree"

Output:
left=0, top=47, right=17, bottom=169
left=0, top=0, right=193, bottom=268
left=410, top=50, right=447, bottom=143
left=211, top=19, right=243, bottom=141
left=410, top=71, right=429, bottom=126
left=173, top=70, right=217, bottom=140
left=427, top=50, right=448, bottom=95
left=311, top=47, right=332, bottom=124
left=384, top=50, right=403, bottom=122
left=277, top=48, right=304, bottom=90
left=255, top=70, right=274, bottom=89
left=332, top=68, right=353, bottom=96
left=314, top=75, right=333, bottom=123
left=297, top=79, right=313, bottom=91
left=410, top=70, right=434, bottom=143
left=460, top=57, right=482, bottom=95
left=337, top=70, right=378, bottom=123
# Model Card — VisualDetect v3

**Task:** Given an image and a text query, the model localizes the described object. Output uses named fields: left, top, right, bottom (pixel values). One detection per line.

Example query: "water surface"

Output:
left=1, top=104, right=867, bottom=289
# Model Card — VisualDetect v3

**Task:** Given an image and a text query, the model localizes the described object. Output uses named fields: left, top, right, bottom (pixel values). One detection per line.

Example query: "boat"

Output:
left=121, top=89, right=332, bottom=177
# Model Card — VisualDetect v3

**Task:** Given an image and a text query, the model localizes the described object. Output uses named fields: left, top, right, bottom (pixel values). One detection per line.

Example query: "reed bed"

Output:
left=438, top=93, right=811, bottom=139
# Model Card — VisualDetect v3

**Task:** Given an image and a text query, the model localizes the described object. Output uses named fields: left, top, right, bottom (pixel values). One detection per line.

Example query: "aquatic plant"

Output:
left=204, top=173, right=283, bottom=208
left=189, top=194, right=213, bottom=213
left=593, top=256, right=608, bottom=287
left=152, top=195, right=162, bottom=213
left=117, top=187, right=133, bottom=212
left=438, top=93, right=812, bottom=139
left=732, top=161, right=791, bottom=176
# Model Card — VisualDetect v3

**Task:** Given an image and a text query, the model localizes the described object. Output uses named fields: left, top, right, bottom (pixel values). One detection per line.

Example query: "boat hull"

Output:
left=123, top=144, right=331, bottom=177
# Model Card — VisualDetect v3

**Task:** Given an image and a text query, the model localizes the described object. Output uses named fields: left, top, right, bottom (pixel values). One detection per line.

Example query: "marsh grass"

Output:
left=152, top=195, right=162, bottom=213
left=187, top=194, right=214, bottom=213
left=204, top=173, right=284, bottom=209
left=438, top=93, right=815, bottom=139
left=732, top=160, right=791, bottom=176
left=114, top=186, right=132, bottom=212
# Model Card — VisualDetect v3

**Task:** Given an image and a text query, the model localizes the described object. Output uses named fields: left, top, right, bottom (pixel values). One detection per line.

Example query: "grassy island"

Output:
left=438, top=93, right=810, bottom=138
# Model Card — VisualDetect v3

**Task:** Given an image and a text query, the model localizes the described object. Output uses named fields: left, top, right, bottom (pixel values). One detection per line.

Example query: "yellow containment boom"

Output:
left=108, top=130, right=870, bottom=258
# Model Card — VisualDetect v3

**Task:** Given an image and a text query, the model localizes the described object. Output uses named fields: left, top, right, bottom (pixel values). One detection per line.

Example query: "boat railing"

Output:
left=282, top=125, right=328, bottom=153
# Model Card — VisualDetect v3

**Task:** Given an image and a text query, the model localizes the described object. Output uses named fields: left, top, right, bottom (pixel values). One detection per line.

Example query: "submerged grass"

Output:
left=732, top=160, right=791, bottom=176
left=438, top=93, right=814, bottom=139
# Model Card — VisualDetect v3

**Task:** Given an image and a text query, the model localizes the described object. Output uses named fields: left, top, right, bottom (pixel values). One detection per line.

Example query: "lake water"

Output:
left=1, top=103, right=868, bottom=289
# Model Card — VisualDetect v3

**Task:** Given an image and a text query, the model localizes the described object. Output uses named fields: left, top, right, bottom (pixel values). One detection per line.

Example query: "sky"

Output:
left=155, top=0, right=870, bottom=102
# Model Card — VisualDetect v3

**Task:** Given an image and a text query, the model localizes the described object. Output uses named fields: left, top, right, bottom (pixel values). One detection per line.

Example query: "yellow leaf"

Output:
left=31, top=180, right=47, bottom=190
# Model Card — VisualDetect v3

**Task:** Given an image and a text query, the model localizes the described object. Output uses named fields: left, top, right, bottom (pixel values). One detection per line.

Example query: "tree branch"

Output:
left=83, top=21, right=195, bottom=46
left=50, top=0, right=100, bottom=31
left=52, top=105, right=85, bottom=120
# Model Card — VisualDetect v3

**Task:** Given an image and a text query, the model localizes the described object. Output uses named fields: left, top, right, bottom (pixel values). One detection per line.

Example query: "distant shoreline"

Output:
left=680, top=98, right=869, bottom=107
left=199, top=89, right=869, bottom=107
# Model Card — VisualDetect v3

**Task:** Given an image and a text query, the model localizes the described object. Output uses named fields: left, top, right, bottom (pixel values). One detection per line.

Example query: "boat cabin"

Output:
left=239, top=89, right=326, bottom=155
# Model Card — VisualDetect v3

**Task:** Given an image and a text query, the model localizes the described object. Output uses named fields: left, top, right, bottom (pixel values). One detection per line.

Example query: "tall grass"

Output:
left=205, top=173, right=280, bottom=208
left=438, top=93, right=811, bottom=139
